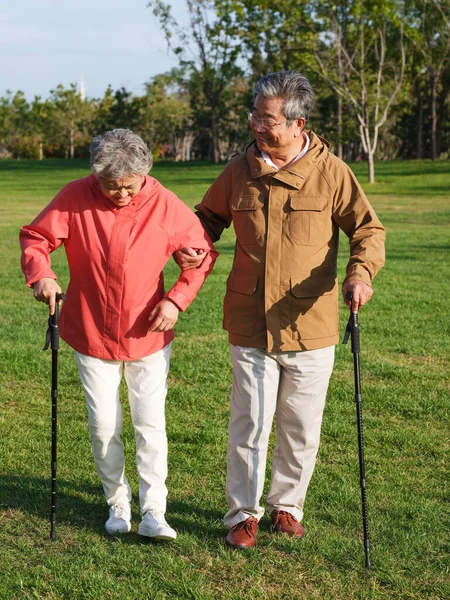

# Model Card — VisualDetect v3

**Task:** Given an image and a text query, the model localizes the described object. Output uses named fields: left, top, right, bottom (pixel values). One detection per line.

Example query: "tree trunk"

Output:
left=416, top=80, right=423, bottom=159
left=436, top=78, right=449, bottom=158
left=184, top=135, right=192, bottom=161
left=39, top=142, right=44, bottom=161
left=211, top=112, right=220, bottom=164
left=337, top=95, right=343, bottom=160
left=359, top=123, right=376, bottom=183
left=367, top=150, right=375, bottom=183
left=430, top=68, right=438, bottom=160
left=70, top=127, right=75, bottom=160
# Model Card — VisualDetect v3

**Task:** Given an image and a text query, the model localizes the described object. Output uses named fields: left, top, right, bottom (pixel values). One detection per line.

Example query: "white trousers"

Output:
left=74, top=344, right=171, bottom=514
left=225, top=344, right=335, bottom=528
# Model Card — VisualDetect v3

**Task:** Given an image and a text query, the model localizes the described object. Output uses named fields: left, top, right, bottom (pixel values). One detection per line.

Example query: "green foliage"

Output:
left=149, top=0, right=248, bottom=162
left=0, top=0, right=449, bottom=163
left=1, top=158, right=449, bottom=599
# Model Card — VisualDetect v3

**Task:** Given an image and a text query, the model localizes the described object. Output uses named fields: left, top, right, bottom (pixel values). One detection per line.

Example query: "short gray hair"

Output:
left=253, top=71, right=315, bottom=122
left=90, top=129, right=153, bottom=179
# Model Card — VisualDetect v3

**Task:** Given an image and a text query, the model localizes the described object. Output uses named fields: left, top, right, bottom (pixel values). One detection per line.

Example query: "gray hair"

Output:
left=253, top=71, right=315, bottom=122
left=90, top=129, right=153, bottom=179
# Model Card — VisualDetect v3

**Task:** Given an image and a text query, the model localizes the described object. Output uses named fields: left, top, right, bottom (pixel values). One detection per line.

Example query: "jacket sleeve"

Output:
left=330, top=162, right=386, bottom=287
left=194, top=163, right=235, bottom=242
left=164, top=196, right=219, bottom=312
left=19, top=187, right=71, bottom=287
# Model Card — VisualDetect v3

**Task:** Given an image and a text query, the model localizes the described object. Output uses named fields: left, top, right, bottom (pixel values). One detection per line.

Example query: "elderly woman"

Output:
left=20, top=129, right=217, bottom=540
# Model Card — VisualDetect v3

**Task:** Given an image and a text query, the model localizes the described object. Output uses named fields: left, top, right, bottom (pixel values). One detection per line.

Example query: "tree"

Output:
left=139, top=72, right=193, bottom=160
left=30, top=97, right=56, bottom=159
left=0, top=91, right=33, bottom=159
left=148, top=0, right=244, bottom=161
left=311, top=0, right=406, bottom=182
left=405, top=0, right=450, bottom=159
left=49, top=84, right=92, bottom=158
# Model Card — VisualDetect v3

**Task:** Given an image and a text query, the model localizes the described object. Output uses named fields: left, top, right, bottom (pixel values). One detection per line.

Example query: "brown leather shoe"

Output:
left=226, top=517, right=258, bottom=549
left=271, top=510, right=305, bottom=537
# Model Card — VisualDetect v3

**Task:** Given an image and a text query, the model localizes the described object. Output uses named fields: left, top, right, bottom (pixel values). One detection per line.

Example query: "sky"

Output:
left=0, top=0, right=188, bottom=101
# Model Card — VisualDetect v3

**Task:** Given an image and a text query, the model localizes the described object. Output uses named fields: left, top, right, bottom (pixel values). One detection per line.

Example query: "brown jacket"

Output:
left=196, top=132, right=385, bottom=351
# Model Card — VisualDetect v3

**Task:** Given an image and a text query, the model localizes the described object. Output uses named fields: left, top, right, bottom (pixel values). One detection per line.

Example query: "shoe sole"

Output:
left=105, top=525, right=131, bottom=535
left=225, top=538, right=256, bottom=549
left=271, top=527, right=304, bottom=537
left=138, top=527, right=176, bottom=541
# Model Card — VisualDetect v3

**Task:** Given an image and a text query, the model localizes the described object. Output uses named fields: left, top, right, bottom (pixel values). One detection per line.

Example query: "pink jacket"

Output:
left=20, top=174, right=217, bottom=360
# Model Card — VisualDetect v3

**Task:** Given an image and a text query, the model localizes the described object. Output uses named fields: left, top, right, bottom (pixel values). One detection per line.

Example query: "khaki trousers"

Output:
left=225, top=344, right=335, bottom=528
left=74, top=344, right=171, bottom=514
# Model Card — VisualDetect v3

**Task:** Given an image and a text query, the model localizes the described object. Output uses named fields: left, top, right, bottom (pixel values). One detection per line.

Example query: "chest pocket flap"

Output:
left=232, top=194, right=265, bottom=211
left=290, top=195, right=328, bottom=211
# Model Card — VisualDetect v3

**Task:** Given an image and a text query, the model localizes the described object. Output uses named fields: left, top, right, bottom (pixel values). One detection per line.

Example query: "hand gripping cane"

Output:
left=43, top=293, right=65, bottom=541
left=342, top=292, right=371, bottom=569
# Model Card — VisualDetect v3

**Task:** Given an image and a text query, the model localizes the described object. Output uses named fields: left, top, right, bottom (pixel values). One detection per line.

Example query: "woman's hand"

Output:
left=33, top=278, right=62, bottom=315
left=148, top=299, right=180, bottom=332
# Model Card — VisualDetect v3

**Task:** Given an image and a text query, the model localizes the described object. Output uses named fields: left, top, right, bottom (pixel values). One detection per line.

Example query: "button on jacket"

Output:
left=20, top=174, right=218, bottom=360
left=195, top=132, right=385, bottom=352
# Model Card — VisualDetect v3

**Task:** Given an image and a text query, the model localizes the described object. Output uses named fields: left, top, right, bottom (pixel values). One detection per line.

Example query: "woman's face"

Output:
left=97, top=175, right=145, bottom=207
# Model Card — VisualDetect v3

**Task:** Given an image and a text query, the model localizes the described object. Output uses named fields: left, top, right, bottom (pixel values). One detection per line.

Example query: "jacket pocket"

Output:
left=223, top=269, right=258, bottom=337
left=289, top=275, right=338, bottom=340
left=231, top=194, right=265, bottom=247
left=288, top=194, right=330, bottom=245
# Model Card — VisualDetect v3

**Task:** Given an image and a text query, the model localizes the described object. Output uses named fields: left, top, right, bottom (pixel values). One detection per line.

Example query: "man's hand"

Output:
left=173, top=247, right=206, bottom=271
left=33, top=278, right=62, bottom=315
left=342, top=280, right=373, bottom=313
left=148, top=299, right=180, bottom=332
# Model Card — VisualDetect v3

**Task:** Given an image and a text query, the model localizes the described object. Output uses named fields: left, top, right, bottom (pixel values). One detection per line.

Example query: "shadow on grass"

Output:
left=0, top=473, right=225, bottom=546
left=0, top=473, right=106, bottom=531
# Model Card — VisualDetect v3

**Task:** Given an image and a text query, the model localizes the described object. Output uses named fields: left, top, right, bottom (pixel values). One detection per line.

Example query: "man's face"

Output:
left=97, top=175, right=144, bottom=207
left=250, top=95, right=305, bottom=155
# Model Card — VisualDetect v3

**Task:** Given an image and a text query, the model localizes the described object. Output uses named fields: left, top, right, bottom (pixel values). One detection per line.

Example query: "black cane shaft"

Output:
left=49, top=297, right=61, bottom=541
left=345, top=292, right=371, bottom=568
left=50, top=350, right=58, bottom=540
left=355, top=386, right=371, bottom=569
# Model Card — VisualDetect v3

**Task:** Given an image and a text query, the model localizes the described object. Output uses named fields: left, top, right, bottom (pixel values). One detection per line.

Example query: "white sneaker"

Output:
left=138, top=510, right=177, bottom=540
left=105, top=501, right=131, bottom=535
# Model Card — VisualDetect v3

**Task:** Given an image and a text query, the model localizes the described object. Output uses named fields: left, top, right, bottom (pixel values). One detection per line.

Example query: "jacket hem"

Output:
left=228, top=332, right=339, bottom=352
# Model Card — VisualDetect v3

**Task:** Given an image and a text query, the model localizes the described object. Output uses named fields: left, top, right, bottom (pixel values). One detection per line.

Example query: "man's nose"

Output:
left=116, top=188, right=128, bottom=198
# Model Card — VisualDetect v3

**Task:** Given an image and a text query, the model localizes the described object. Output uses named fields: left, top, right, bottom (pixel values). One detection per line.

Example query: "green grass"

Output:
left=1, top=158, right=449, bottom=600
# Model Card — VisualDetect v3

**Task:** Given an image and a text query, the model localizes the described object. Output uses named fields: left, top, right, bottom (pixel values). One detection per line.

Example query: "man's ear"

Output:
left=297, top=117, right=306, bottom=131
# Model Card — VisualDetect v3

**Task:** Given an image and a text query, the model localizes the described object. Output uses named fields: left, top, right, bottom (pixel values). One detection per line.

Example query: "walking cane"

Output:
left=43, top=292, right=65, bottom=541
left=342, top=291, right=371, bottom=569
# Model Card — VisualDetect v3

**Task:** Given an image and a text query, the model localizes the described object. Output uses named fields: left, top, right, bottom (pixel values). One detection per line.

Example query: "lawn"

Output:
left=0, top=158, right=449, bottom=600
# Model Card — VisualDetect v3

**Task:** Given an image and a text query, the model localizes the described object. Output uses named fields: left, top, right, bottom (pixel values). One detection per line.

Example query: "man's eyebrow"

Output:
left=251, top=106, right=277, bottom=118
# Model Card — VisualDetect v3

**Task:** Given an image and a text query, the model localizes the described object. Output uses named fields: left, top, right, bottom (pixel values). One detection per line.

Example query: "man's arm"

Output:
left=331, top=163, right=386, bottom=312
left=173, top=166, right=234, bottom=270
left=173, top=246, right=207, bottom=270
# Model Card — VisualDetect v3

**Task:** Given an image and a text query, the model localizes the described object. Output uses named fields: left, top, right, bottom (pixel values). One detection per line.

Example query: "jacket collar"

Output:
left=88, top=174, right=156, bottom=212
left=246, top=131, right=330, bottom=190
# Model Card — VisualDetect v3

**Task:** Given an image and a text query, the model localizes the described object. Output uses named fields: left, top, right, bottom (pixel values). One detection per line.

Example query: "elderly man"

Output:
left=176, top=71, right=385, bottom=549
left=20, top=128, right=217, bottom=540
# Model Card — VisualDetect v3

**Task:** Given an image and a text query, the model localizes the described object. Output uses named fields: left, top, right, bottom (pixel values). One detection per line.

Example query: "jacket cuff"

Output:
left=342, top=272, right=372, bottom=287
left=343, top=268, right=372, bottom=287
left=164, top=290, right=191, bottom=312
left=26, top=271, right=58, bottom=288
